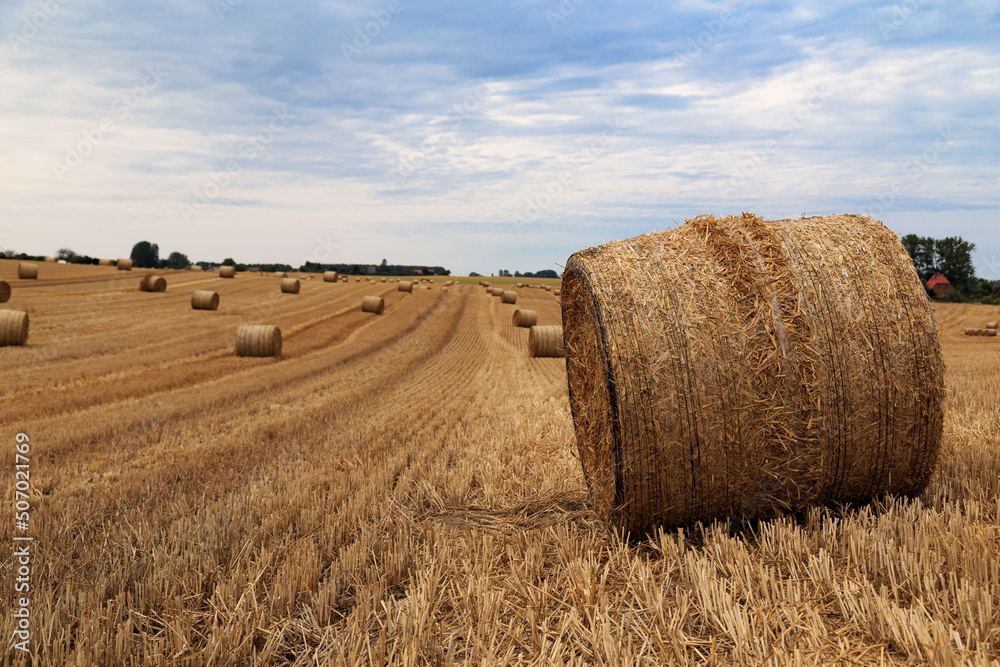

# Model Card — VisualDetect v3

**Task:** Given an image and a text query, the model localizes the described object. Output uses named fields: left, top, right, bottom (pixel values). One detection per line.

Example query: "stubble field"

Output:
left=2, top=260, right=999, bottom=666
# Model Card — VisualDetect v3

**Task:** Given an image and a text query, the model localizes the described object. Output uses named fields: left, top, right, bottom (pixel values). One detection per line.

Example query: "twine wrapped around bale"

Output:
left=139, top=273, right=167, bottom=292
left=562, top=213, right=945, bottom=535
left=191, top=290, right=219, bottom=311
left=513, top=309, right=537, bottom=328
left=502, top=290, right=517, bottom=304
left=0, top=281, right=10, bottom=304
left=117, top=259, right=133, bottom=271
left=0, top=310, right=29, bottom=346
left=18, top=263, right=38, bottom=280
left=361, top=295, right=385, bottom=314
left=324, top=271, right=339, bottom=282
left=529, top=325, right=565, bottom=358
left=281, top=278, right=300, bottom=294
left=98, top=259, right=114, bottom=266
left=219, top=266, right=236, bottom=278
left=398, top=281, right=413, bottom=293
left=236, top=325, right=281, bottom=357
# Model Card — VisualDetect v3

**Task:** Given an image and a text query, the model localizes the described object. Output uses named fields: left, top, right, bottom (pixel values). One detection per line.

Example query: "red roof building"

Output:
left=927, top=273, right=954, bottom=298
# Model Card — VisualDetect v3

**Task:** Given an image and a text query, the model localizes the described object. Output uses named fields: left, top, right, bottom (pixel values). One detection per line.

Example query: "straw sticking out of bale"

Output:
left=529, top=325, right=565, bottom=358
left=502, top=290, right=517, bottom=304
left=18, top=263, right=38, bottom=280
left=0, top=281, right=10, bottom=304
left=219, top=266, right=236, bottom=278
left=139, top=273, right=167, bottom=292
left=513, top=309, right=537, bottom=328
left=236, top=325, right=281, bottom=357
left=398, top=281, right=413, bottom=293
left=324, top=271, right=339, bottom=282
left=0, top=310, right=29, bottom=346
left=561, top=213, right=945, bottom=536
left=98, top=259, right=114, bottom=266
left=191, top=290, right=219, bottom=311
left=361, top=295, right=385, bottom=314
left=281, top=278, right=300, bottom=294
left=117, top=258, right=133, bottom=271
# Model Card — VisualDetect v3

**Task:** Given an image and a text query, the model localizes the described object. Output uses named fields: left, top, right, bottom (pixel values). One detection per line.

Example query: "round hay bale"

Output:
left=139, top=273, right=167, bottom=292
left=964, top=328, right=977, bottom=336
left=361, top=295, right=385, bottom=314
left=355, top=277, right=361, bottom=282
left=489, top=287, right=503, bottom=297
left=0, top=281, right=9, bottom=303
left=18, top=263, right=38, bottom=280
left=280, top=278, right=300, bottom=294
left=236, top=325, right=281, bottom=357
left=529, top=325, right=565, bottom=358
left=219, top=266, right=236, bottom=278
left=98, top=258, right=114, bottom=266
left=561, top=213, right=945, bottom=535
left=984, top=329, right=998, bottom=337
left=513, top=308, right=537, bottom=328
left=554, top=288, right=561, bottom=297
left=502, top=290, right=517, bottom=304
left=0, top=310, right=29, bottom=346
left=117, top=258, right=133, bottom=271
left=986, top=322, right=998, bottom=330
left=398, top=281, right=413, bottom=293
left=380, top=278, right=387, bottom=283
left=191, top=290, right=219, bottom=311
left=44, top=256, right=57, bottom=263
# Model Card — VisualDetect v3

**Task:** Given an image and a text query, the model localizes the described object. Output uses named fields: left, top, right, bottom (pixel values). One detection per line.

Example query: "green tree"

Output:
left=221, top=257, right=236, bottom=266
left=934, top=236, right=976, bottom=295
left=57, top=247, right=78, bottom=262
left=163, top=251, right=191, bottom=269
left=130, top=241, right=159, bottom=269
left=900, top=234, right=936, bottom=281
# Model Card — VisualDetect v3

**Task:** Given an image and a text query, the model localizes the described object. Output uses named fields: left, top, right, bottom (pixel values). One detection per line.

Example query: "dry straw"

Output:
left=191, top=290, right=219, bottom=311
left=44, top=256, right=57, bottom=263
left=529, top=325, right=565, bottom=358
left=236, top=325, right=281, bottom=357
left=98, top=259, right=114, bottom=266
left=219, top=266, right=236, bottom=278
left=513, top=309, right=537, bottom=328
left=18, top=263, right=38, bottom=280
left=361, top=295, right=385, bottom=314
left=398, top=281, right=413, bottom=293
left=561, top=213, right=945, bottom=535
left=0, top=281, right=10, bottom=304
left=117, top=258, right=133, bottom=271
left=0, top=310, right=29, bottom=346
left=139, top=273, right=167, bottom=292
left=502, top=290, right=517, bottom=304
left=280, top=278, right=300, bottom=294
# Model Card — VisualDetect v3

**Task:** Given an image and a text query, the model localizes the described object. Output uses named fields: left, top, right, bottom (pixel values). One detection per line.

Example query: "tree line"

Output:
left=900, top=234, right=999, bottom=304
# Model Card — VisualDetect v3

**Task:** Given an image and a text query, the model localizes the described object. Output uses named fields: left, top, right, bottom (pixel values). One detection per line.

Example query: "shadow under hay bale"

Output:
left=561, top=213, right=945, bottom=536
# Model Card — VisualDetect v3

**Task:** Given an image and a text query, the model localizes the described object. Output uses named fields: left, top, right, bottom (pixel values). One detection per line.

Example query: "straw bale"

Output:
left=117, top=258, right=133, bottom=271
left=0, top=281, right=9, bottom=303
left=502, top=290, right=517, bottom=304
left=362, top=295, right=385, bottom=314
left=513, top=309, right=537, bottom=327
left=529, top=325, right=565, bottom=358
left=219, top=266, right=235, bottom=278
left=236, top=325, right=281, bottom=357
left=554, top=289, right=561, bottom=297
left=44, top=256, right=57, bottom=263
left=0, top=310, right=29, bottom=346
left=562, top=213, right=945, bottom=535
left=98, top=259, right=114, bottom=266
left=986, top=322, right=998, bottom=330
left=323, top=271, right=338, bottom=282
left=17, top=263, right=38, bottom=279
left=964, top=328, right=977, bottom=336
left=280, top=278, right=300, bottom=294
left=398, top=281, right=413, bottom=293
left=191, top=290, right=219, bottom=311
left=984, top=329, right=998, bottom=337
left=139, top=273, right=167, bottom=292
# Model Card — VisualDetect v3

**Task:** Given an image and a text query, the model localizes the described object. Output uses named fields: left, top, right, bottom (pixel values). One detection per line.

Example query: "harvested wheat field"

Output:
left=2, top=259, right=1000, bottom=665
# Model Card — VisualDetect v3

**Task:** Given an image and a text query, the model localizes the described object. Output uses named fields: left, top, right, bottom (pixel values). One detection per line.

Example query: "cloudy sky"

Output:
left=1, top=0, right=997, bottom=276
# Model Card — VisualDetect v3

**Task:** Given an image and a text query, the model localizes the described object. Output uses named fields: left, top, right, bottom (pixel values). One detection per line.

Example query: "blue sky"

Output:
left=1, top=0, right=997, bottom=277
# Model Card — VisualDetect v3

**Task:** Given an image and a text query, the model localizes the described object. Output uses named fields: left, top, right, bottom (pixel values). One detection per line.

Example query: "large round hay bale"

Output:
left=219, top=266, right=236, bottom=278
left=0, top=310, right=29, bottom=346
left=0, top=281, right=10, bottom=303
left=398, top=281, right=413, bottom=293
left=191, top=290, right=220, bottom=311
left=139, top=273, right=167, bottom=292
left=280, top=278, right=300, bottom=294
left=117, top=258, right=133, bottom=271
left=361, top=295, right=385, bottom=314
left=17, top=263, right=38, bottom=280
left=561, top=213, right=945, bottom=535
left=529, top=325, right=565, bottom=358
left=98, top=259, right=114, bottom=266
left=502, top=290, right=517, bottom=304
left=44, top=256, right=57, bottom=263
left=236, top=325, right=281, bottom=357
left=513, top=309, right=537, bottom=327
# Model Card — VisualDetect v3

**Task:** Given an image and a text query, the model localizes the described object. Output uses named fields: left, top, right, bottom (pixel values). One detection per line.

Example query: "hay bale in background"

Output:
left=0, top=281, right=10, bottom=303
left=513, top=309, right=537, bottom=328
left=117, top=258, right=133, bottom=271
left=987, top=322, right=998, bottom=330
left=490, top=287, right=503, bottom=297
left=17, top=263, right=38, bottom=279
left=236, top=325, right=281, bottom=357
left=191, top=290, right=220, bottom=311
left=139, top=273, right=167, bottom=292
left=324, top=271, right=339, bottom=282
left=219, top=266, right=236, bottom=278
left=98, top=259, right=114, bottom=266
left=281, top=278, right=300, bottom=294
left=965, top=328, right=977, bottom=336
left=985, top=329, right=998, bottom=338
left=554, top=289, right=561, bottom=297
left=529, top=325, right=565, bottom=358
left=361, top=295, right=385, bottom=314
left=562, top=213, right=945, bottom=535
left=44, top=256, right=57, bottom=263
left=398, top=281, right=413, bottom=293
left=502, top=290, right=517, bottom=304
left=0, top=310, right=29, bottom=346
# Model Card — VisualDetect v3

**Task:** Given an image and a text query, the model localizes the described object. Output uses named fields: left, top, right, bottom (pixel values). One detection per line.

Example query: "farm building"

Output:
left=927, top=273, right=954, bottom=297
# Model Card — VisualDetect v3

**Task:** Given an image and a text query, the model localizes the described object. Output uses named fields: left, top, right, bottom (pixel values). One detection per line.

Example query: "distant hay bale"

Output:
left=561, top=213, right=945, bottom=535
left=236, top=325, right=281, bottom=357
left=529, top=325, right=565, bottom=358
left=513, top=309, right=537, bottom=327
left=0, top=281, right=10, bottom=303
left=985, top=329, right=998, bottom=337
left=219, top=266, right=236, bottom=278
left=987, top=322, right=998, bottom=330
left=361, top=295, right=385, bottom=314
left=17, top=263, right=38, bottom=280
left=139, top=273, right=166, bottom=292
left=98, top=259, right=114, bottom=266
left=490, top=287, right=504, bottom=297
left=542, top=285, right=551, bottom=291
left=117, top=258, right=133, bottom=271
left=191, top=290, right=219, bottom=311
left=190, top=265, right=203, bottom=271
left=44, top=256, right=57, bottom=263
left=279, top=272, right=288, bottom=278
left=502, top=290, right=517, bottom=304
left=0, top=310, right=29, bottom=346
left=398, top=281, right=413, bottom=293
left=355, top=277, right=361, bottom=282
left=280, top=278, right=300, bottom=294
left=554, top=289, right=561, bottom=297
left=964, top=328, right=977, bottom=336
